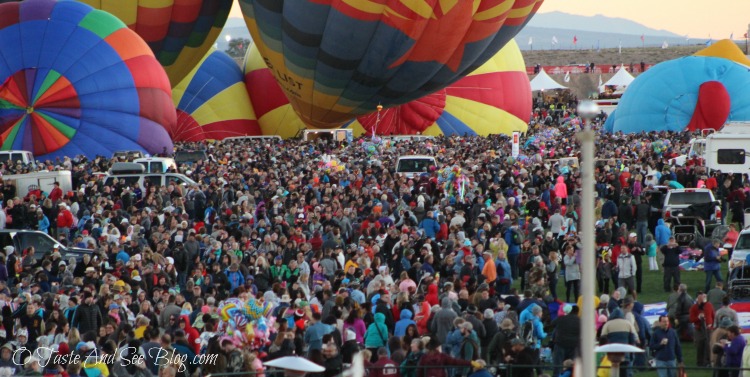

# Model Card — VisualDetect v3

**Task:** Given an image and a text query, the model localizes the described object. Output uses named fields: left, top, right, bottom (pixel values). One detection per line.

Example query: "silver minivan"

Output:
left=102, top=173, right=197, bottom=188
left=395, top=155, right=437, bottom=179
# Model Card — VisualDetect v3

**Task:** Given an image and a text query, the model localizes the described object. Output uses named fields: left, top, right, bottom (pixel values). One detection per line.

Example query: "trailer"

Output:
left=2, top=170, right=73, bottom=198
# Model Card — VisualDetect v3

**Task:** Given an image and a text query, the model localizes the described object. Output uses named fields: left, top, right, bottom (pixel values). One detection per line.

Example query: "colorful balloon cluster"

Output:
left=218, top=297, right=275, bottom=349
left=437, top=165, right=468, bottom=201
left=651, top=139, right=672, bottom=155
left=318, top=155, right=346, bottom=174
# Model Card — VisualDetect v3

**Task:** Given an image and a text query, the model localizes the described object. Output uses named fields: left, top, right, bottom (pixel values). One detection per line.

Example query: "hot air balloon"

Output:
left=0, top=0, right=175, bottom=160
left=349, top=39, right=531, bottom=136
left=172, top=50, right=261, bottom=141
left=244, top=45, right=308, bottom=139
left=605, top=40, right=750, bottom=134
left=239, top=0, right=543, bottom=129
left=78, top=0, right=233, bottom=86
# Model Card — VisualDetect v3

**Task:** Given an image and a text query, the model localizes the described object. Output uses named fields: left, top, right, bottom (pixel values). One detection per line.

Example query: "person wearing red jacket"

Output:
left=56, top=203, right=74, bottom=240
left=179, top=315, right=201, bottom=354
left=48, top=182, right=63, bottom=203
left=370, top=347, right=400, bottom=377
left=689, top=291, right=715, bottom=367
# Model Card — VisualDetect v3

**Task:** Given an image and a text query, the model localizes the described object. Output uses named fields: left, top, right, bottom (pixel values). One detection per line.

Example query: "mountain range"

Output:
left=216, top=12, right=720, bottom=52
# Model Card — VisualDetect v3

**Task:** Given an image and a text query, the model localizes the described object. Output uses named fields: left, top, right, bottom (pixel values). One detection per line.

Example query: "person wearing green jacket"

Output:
left=365, top=312, right=390, bottom=362
left=270, top=255, right=291, bottom=282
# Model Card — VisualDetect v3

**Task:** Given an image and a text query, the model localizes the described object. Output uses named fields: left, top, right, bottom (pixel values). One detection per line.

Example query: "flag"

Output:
left=564, top=71, right=570, bottom=83
left=598, top=75, right=603, bottom=87
left=745, top=33, right=748, bottom=39
left=640, top=34, right=644, bottom=42
left=596, top=40, right=600, bottom=52
left=573, top=35, right=577, bottom=45
left=618, top=40, right=622, bottom=54
left=730, top=32, right=734, bottom=40
left=552, top=36, right=558, bottom=45
left=661, top=40, right=669, bottom=49
left=528, top=36, right=533, bottom=45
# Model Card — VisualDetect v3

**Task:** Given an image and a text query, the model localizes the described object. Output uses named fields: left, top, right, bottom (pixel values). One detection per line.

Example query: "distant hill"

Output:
left=528, top=11, right=680, bottom=38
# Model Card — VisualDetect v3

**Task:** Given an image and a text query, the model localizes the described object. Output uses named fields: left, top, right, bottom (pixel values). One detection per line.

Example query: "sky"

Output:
left=229, top=1, right=750, bottom=40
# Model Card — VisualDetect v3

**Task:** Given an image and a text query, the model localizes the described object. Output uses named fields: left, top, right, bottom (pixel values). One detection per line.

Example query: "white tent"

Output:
left=601, top=65, right=634, bottom=93
left=530, top=68, right=567, bottom=91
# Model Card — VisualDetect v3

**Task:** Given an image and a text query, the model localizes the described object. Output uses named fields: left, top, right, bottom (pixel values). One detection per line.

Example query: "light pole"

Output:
left=576, top=100, right=600, bottom=377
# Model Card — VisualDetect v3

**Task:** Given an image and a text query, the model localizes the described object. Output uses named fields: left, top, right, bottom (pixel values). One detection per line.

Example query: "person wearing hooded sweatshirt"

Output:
left=179, top=315, right=200, bottom=354
left=365, top=312, right=390, bottom=362
left=424, top=284, right=439, bottom=307
left=519, top=304, right=547, bottom=350
left=415, top=299, right=431, bottom=335
left=431, top=297, right=457, bottom=344
left=655, top=219, right=671, bottom=247
left=394, top=309, right=416, bottom=338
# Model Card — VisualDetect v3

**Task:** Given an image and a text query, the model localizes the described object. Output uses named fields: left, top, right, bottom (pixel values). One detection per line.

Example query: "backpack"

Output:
left=511, top=228, right=525, bottom=245
left=521, top=320, right=536, bottom=346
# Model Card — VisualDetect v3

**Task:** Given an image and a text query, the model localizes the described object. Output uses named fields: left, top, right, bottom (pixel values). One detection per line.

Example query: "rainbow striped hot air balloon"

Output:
left=239, top=0, right=543, bottom=129
left=350, top=39, right=531, bottom=136
left=172, top=50, right=261, bottom=141
left=78, top=0, right=233, bottom=86
left=244, top=39, right=531, bottom=138
left=0, top=0, right=175, bottom=159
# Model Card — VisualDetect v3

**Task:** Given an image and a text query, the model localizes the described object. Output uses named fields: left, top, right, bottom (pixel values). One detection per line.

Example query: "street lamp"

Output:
left=576, top=99, right=599, bottom=377
left=595, top=343, right=644, bottom=377
left=225, top=34, right=232, bottom=42
left=264, top=356, right=325, bottom=377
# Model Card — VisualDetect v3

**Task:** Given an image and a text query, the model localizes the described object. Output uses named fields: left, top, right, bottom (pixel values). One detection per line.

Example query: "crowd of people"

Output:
left=0, top=112, right=749, bottom=377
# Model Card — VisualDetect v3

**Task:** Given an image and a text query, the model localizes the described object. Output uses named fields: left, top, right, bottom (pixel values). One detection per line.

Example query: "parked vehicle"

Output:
left=729, top=227, right=750, bottom=272
left=0, top=150, right=35, bottom=166
left=134, top=157, right=177, bottom=173
left=662, top=188, right=722, bottom=233
left=102, top=173, right=196, bottom=188
left=0, top=229, right=92, bottom=262
left=2, top=170, right=72, bottom=198
left=395, top=155, right=437, bottom=179
left=112, top=150, right=145, bottom=161
left=174, top=150, right=207, bottom=165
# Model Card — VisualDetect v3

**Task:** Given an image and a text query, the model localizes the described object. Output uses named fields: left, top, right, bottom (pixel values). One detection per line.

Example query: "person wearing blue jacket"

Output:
left=418, top=211, right=440, bottom=239
left=364, top=312, right=390, bottom=362
left=495, top=252, right=513, bottom=294
left=649, top=315, right=683, bottom=377
left=224, top=263, right=245, bottom=292
left=654, top=219, right=671, bottom=247
left=703, top=239, right=723, bottom=292
left=518, top=304, right=547, bottom=349
left=36, top=209, right=49, bottom=234
left=504, top=227, right=521, bottom=279
left=394, top=309, right=416, bottom=337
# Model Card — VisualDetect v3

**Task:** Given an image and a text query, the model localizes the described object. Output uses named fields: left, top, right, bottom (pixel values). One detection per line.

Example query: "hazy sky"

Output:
left=229, top=1, right=750, bottom=40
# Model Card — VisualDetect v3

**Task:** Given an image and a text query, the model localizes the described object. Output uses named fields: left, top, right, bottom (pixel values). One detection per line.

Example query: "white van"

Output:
left=303, top=129, right=353, bottom=142
left=0, top=150, right=35, bottom=166
left=134, top=157, right=177, bottom=173
left=102, top=173, right=197, bottom=188
left=395, top=155, right=437, bottom=178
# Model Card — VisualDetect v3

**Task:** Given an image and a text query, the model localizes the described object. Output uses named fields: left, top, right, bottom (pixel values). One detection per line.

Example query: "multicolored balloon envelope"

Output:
left=0, top=0, right=175, bottom=159
left=78, top=0, right=233, bottom=86
left=239, top=0, right=543, bottom=129
left=244, top=45, right=308, bottom=139
left=173, top=50, right=261, bottom=141
left=349, top=39, right=531, bottom=136
left=605, top=40, right=750, bottom=134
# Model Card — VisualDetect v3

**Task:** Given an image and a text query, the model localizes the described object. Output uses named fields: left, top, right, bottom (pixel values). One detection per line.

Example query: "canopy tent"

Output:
left=601, top=65, right=635, bottom=93
left=530, top=68, right=567, bottom=91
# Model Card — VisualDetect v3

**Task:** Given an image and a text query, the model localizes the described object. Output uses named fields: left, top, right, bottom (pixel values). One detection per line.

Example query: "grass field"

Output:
left=539, top=263, right=728, bottom=377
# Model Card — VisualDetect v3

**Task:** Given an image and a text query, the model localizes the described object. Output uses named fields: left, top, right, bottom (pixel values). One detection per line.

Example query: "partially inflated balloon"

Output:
left=349, top=39, right=531, bottom=136
left=172, top=50, right=261, bottom=141
left=78, top=0, right=232, bottom=86
left=0, top=0, right=175, bottom=159
left=243, top=44, right=308, bottom=139
left=239, top=0, right=543, bottom=129
left=606, top=40, right=750, bottom=134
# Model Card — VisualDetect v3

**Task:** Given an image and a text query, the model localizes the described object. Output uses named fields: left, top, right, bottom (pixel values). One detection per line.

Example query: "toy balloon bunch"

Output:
left=318, top=154, right=346, bottom=174
left=218, top=296, right=276, bottom=350
left=651, top=139, right=671, bottom=155
left=437, top=164, right=468, bottom=200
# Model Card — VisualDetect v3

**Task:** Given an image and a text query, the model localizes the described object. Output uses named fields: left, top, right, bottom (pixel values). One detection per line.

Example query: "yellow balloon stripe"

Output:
left=139, top=0, right=174, bottom=8
left=468, top=39, right=524, bottom=76
left=443, top=96, right=527, bottom=135
left=474, top=0, right=514, bottom=22
left=342, top=0, right=385, bottom=14
left=190, top=83, right=257, bottom=126
left=258, top=106, right=307, bottom=139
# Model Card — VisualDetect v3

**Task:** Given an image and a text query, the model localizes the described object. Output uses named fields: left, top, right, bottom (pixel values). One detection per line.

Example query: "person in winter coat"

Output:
left=554, top=176, right=568, bottom=205
left=481, top=309, right=499, bottom=359
left=224, top=263, right=245, bottom=292
left=649, top=316, right=683, bottom=377
left=495, top=251, right=513, bottom=295
left=415, top=300, right=431, bottom=335
left=71, top=291, right=102, bottom=336
left=179, top=315, right=200, bottom=354
left=418, top=211, right=440, bottom=240
left=431, top=297, right=457, bottom=344
left=36, top=209, right=49, bottom=234
left=394, top=309, right=416, bottom=338
left=424, top=284, right=439, bottom=307
left=563, top=247, right=580, bottom=303
left=519, top=304, right=547, bottom=349
left=616, top=246, right=637, bottom=292
left=600, top=308, right=638, bottom=346
left=646, top=234, right=658, bottom=271
left=703, top=239, right=724, bottom=293
left=655, top=219, right=671, bottom=247
left=365, top=313, right=390, bottom=362
left=417, top=338, right=474, bottom=377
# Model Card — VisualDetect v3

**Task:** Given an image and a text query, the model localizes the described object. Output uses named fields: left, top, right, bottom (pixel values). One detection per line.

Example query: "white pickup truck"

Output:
left=663, top=188, right=721, bottom=229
